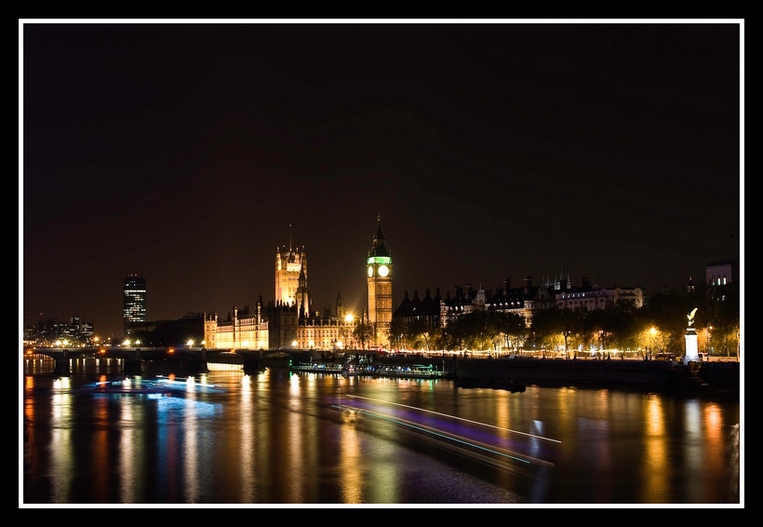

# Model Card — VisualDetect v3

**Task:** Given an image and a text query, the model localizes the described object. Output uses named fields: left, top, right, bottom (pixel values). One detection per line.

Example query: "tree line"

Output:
left=386, top=283, right=740, bottom=358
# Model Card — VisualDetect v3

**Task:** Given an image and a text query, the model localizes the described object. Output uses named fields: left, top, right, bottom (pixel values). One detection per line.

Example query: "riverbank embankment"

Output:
left=364, top=354, right=740, bottom=395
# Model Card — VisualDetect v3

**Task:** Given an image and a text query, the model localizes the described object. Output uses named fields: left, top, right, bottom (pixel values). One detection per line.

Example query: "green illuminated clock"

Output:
left=367, top=256, right=392, bottom=278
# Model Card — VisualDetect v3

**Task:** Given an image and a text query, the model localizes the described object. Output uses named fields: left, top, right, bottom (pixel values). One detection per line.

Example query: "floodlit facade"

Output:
left=275, top=238, right=308, bottom=309
left=554, top=276, right=644, bottom=311
left=204, top=305, right=268, bottom=351
left=204, top=220, right=392, bottom=351
left=366, top=215, right=393, bottom=348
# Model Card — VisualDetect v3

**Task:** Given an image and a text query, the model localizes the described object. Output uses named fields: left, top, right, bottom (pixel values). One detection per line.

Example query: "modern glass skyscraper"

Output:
left=123, top=274, right=146, bottom=337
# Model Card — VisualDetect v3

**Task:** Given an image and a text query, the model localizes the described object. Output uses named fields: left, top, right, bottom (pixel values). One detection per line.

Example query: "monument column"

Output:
left=684, top=308, right=699, bottom=364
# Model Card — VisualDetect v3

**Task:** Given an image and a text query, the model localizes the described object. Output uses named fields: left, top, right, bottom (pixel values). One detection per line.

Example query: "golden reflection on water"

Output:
left=91, top=395, right=110, bottom=502
left=183, top=376, right=200, bottom=503
left=702, top=403, right=727, bottom=501
left=254, top=372, right=273, bottom=502
left=50, top=379, right=72, bottom=503
left=339, top=405, right=364, bottom=503
left=492, top=391, right=515, bottom=490
left=286, top=373, right=305, bottom=503
left=644, top=394, right=668, bottom=502
left=239, top=374, right=256, bottom=502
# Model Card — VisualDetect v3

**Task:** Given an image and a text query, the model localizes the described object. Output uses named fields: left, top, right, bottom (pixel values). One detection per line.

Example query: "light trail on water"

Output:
left=331, top=393, right=559, bottom=478
left=346, top=394, right=561, bottom=444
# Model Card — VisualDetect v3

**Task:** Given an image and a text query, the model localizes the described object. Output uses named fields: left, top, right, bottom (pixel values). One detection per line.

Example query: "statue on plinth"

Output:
left=687, top=308, right=698, bottom=327
left=684, top=308, right=699, bottom=363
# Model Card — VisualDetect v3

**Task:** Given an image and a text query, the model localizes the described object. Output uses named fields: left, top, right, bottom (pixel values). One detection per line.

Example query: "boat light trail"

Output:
left=344, top=394, right=561, bottom=444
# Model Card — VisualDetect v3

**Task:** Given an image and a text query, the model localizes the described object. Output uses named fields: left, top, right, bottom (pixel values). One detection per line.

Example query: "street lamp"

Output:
left=648, top=327, right=658, bottom=357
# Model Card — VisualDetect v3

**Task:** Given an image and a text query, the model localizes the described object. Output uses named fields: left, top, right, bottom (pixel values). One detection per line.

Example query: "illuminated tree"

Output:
left=353, top=321, right=375, bottom=350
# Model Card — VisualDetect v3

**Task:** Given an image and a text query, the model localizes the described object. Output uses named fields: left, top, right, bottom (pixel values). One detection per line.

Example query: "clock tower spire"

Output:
left=366, top=214, right=393, bottom=349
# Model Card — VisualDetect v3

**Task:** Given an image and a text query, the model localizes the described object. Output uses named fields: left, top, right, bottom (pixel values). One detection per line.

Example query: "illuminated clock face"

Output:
left=368, top=265, right=374, bottom=277
left=378, top=265, right=389, bottom=277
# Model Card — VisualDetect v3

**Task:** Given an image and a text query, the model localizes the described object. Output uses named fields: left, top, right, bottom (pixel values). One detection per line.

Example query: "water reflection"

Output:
left=239, top=373, right=255, bottom=502
left=118, top=395, right=138, bottom=503
left=22, top=363, right=741, bottom=506
left=50, top=377, right=73, bottom=503
left=339, top=401, right=366, bottom=503
left=644, top=395, right=669, bottom=502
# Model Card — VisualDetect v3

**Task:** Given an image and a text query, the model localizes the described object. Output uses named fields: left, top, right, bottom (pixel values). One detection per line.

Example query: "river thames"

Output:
left=21, top=358, right=742, bottom=508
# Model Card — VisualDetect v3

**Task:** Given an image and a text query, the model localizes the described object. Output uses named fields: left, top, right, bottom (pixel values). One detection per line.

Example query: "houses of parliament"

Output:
left=202, top=216, right=394, bottom=351
left=201, top=214, right=652, bottom=353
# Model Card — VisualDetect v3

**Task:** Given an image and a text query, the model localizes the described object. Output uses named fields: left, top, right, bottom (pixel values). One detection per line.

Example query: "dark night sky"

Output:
left=20, top=20, right=743, bottom=339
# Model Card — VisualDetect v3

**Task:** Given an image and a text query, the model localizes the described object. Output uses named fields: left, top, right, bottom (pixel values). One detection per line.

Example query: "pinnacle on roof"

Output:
left=369, top=214, right=390, bottom=258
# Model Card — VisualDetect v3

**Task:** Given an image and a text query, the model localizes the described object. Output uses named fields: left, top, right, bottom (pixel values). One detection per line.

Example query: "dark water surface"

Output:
left=21, top=358, right=742, bottom=507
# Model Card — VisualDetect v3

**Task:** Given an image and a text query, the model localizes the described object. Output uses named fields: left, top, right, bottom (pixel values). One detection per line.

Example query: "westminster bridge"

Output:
left=24, top=347, right=315, bottom=376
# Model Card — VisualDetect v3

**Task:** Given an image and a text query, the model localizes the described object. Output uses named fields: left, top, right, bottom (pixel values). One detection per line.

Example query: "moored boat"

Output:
left=292, top=362, right=448, bottom=379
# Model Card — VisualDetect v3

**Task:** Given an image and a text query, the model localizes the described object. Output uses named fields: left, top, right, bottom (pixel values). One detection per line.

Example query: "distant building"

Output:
left=204, top=304, right=269, bottom=350
left=264, top=292, right=355, bottom=351
left=440, top=283, right=490, bottom=325
left=204, top=219, right=391, bottom=351
left=554, top=276, right=645, bottom=311
left=366, top=215, right=393, bottom=348
left=392, top=288, right=443, bottom=331
left=391, top=275, right=645, bottom=339
left=481, top=276, right=557, bottom=326
left=67, top=315, right=94, bottom=342
left=705, top=259, right=738, bottom=286
left=705, top=259, right=739, bottom=302
left=123, top=274, right=147, bottom=337
left=23, top=315, right=95, bottom=347
left=392, top=277, right=557, bottom=337
left=275, top=233, right=309, bottom=309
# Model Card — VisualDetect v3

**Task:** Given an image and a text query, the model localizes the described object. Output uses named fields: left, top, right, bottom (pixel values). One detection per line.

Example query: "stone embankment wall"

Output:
left=371, top=354, right=739, bottom=394
left=697, top=361, right=740, bottom=391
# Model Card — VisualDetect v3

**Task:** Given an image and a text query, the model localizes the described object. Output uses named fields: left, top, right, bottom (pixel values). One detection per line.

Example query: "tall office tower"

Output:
left=123, top=274, right=147, bottom=337
left=366, top=215, right=393, bottom=348
left=275, top=230, right=308, bottom=309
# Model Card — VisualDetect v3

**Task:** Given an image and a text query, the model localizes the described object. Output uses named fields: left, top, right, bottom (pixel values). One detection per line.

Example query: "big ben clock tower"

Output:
left=366, top=214, right=393, bottom=348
